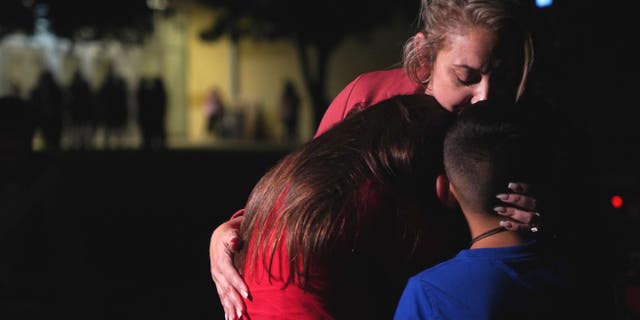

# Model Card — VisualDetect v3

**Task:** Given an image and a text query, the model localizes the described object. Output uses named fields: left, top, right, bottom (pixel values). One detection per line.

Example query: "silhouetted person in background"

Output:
left=66, top=70, right=93, bottom=150
left=99, top=63, right=128, bottom=149
left=30, top=70, right=63, bottom=151
left=279, top=80, right=300, bottom=143
left=136, top=76, right=167, bottom=150
left=204, top=88, right=225, bottom=136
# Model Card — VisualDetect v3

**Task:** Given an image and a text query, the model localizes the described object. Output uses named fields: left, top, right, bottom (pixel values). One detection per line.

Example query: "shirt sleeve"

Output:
left=230, top=208, right=245, bottom=219
left=314, top=74, right=362, bottom=138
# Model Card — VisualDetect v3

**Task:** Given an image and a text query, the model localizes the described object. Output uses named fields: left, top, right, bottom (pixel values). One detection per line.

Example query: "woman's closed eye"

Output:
left=454, top=69, right=481, bottom=86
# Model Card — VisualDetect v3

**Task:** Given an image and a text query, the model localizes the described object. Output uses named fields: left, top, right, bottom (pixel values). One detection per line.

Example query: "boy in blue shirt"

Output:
left=394, top=101, right=582, bottom=319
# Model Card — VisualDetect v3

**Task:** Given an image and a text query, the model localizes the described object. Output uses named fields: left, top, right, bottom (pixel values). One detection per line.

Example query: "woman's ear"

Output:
left=413, top=31, right=427, bottom=46
left=436, top=175, right=458, bottom=209
left=413, top=32, right=427, bottom=66
left=413, top=32, right=433, bottom=91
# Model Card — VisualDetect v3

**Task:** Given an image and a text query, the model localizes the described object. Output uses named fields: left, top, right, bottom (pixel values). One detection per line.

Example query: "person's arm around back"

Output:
left=209, top=211, right=248, bottom=320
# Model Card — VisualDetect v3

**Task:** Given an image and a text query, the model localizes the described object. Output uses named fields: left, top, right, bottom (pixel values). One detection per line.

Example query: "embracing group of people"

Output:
left=208, top=0, right=614, bottom=319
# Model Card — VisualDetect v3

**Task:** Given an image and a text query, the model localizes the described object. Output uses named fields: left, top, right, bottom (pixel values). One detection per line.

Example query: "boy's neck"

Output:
left=466, top=214, right=525, bottom=249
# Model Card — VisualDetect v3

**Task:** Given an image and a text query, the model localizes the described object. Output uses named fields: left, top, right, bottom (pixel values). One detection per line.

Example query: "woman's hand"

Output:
left=209, top=215, right=248, bottom=320
left=493, top=182, right=542, bottom=232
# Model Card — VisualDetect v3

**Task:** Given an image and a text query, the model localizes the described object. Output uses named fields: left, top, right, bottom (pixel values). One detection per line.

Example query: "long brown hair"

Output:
left=237, top=94, right=455, bottom=288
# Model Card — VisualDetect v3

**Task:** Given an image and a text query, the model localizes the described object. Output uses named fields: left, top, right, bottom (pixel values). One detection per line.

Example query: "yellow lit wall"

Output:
left=186, top=4, right=413, bottom=144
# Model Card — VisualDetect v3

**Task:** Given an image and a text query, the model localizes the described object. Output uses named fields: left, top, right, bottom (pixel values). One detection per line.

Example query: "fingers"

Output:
left=493, top=206, right=539, bottom=225
left=499, top=220, right=533, bottom=232
left=216, top=279, right=245, bottom=320
left=496, top=182, right=541, bottom=233
left=496, top=192, right=537, bottom=211
left=507, top=182, right=530, bottom=194
left=213, top=264, right=246, bottom=319
left=213, top=252, right=250, bottom=300
left=212, top=255, right=248, bottom=320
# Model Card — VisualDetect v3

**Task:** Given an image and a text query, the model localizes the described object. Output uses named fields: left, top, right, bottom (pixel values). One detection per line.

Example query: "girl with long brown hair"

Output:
left=235, top=94, right=463, bottom=319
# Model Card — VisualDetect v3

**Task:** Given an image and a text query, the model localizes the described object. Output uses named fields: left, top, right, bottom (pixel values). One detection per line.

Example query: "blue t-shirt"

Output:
left=394, top=240, right=578, bottom=320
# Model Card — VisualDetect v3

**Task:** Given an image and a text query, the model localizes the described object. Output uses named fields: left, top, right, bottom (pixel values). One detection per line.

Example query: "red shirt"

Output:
left=242, top=189, right=333, bottom=320
left=315, top=68, right=423, bottom=137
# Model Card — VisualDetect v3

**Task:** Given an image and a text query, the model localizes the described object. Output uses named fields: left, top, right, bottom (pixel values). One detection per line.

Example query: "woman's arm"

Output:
left=209, top=213, right=248, bottom=320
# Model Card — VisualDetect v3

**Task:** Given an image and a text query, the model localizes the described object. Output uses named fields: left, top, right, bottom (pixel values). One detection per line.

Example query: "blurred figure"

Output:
left=279, top=80, right=300, bottom=143
left=30, top=70, right=63, bottom=151
left=204, top=88, right=225, bottom=136
left=66, top=70, right=94, bottom=150
left=136, top=76, right=167, bottom=150
left=98, top=63, right=128, bottom=149
left=242, top=101, right=265, bottom=141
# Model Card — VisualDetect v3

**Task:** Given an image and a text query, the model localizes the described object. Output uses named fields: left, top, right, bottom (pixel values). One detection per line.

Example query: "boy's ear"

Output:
left=436, top=175, right=458, bottom=209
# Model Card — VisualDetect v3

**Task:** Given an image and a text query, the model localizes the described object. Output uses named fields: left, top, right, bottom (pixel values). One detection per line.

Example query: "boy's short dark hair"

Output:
left=443, top=100, right=552, bottom=214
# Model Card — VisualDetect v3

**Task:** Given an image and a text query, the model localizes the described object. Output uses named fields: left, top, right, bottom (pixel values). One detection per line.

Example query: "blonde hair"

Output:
left=403, top=0, right=534, bottom=101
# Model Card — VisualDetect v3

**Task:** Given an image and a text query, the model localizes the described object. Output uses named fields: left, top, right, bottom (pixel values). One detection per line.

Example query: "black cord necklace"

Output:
left=469, top=226, right=507, bottom=246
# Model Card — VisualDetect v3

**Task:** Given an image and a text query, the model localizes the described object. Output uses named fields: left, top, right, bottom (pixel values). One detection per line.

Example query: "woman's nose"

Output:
left=470, top=79, right=490, bottom=104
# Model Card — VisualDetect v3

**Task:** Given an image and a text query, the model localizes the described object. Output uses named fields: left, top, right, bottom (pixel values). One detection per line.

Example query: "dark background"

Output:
left=4, top=149, right=291, bottom=319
